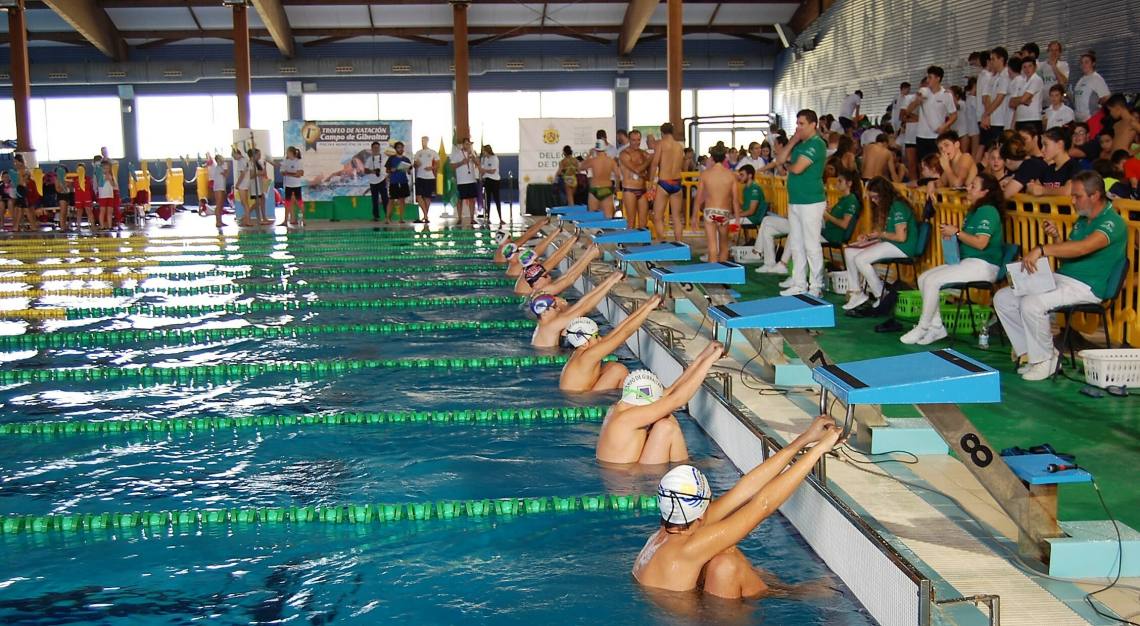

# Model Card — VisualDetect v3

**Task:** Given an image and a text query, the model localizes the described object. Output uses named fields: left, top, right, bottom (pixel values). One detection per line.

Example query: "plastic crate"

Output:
left=828, top=271, right=851, bottom=295
left=940, top=304, right=993, bottom=336
left=1078, top=349, right=1140, bottom=388
left=894, top=291, right=954, bottom=322
left=730, top=246, right=764, bottom=265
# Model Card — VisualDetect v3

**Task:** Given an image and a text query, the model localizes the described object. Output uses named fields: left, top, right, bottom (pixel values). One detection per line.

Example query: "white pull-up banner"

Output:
left=518, top=117, right=615, bottom=212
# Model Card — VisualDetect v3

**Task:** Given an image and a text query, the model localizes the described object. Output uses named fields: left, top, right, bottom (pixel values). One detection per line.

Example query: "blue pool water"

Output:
left=0, top=237, right=873, bottom=625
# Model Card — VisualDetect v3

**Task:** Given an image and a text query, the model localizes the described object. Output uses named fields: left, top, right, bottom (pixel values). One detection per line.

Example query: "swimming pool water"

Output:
left=0, top=234, right=874, bottom=625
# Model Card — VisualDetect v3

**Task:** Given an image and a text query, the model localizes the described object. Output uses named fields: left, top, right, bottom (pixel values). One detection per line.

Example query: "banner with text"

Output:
left=283, top=120, right=412, bottom=201
left=518, top=117, right=615, bottom=211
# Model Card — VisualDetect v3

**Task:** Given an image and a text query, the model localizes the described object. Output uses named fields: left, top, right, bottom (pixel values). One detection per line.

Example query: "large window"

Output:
left=696, top=89, right=771, bottom=117
left=0, top=97, right=123, bottom=163
left=539, top=90, right=613, bottom=118
left=469, top=91, right=541, bottom=154
left=378, top=92, right=453, bottom=151
left=628, top=89, right=695, bottom=130
left=302, top=93, right=379, bottom=121
left=138, top=95, right=235, bottom=160
left=250, top=94, right=289, bottom=157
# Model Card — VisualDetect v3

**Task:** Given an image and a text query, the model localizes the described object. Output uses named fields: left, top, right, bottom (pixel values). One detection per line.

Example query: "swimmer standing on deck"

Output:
left=633, top=415, right=842, bottom=599
left=650, top=122, right=686, bottom=242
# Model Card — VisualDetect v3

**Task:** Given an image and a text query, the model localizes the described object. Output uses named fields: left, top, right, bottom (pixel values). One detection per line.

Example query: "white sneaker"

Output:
left=842, top=292, right=870, bottom=310
left=699, top=254, right=709, bottom=262
left=755, top=262, right=787, bottom=275
left=900, top=325, right=929, bottom=344
left=1016, top=359, right=1032, bottom=375
left=778, top=277, right=795, bottom=288
left=916, top=325, right=948, bottom=345
left=779, top=285, right=807, bottom=296
left=807, top=288, right=823, bottom=298
left=1021, top=351, right=1060, bottom=381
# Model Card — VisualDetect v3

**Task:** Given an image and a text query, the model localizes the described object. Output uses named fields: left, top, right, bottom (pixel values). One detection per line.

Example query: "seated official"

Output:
left=901, top=174, right=1005, bottom=345
left=842, top=177, right=917, bottom=312
left=633, top=416, right=841, bottom=598
left=753, top=169, right=859, bottom=279
left=994, top=171, right=1127, bottom=381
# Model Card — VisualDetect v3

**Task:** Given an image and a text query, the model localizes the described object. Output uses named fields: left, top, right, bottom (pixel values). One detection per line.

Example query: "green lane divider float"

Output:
left=0, top=320, right=534, bottom=351
left=62, top=294, right=524, bottom=319
left=0, top=492, right=657, bottom=534
left=108, top=278, right=516, bottom=297
left=8, top=252, right=495, bottom=271
left=0, top=263, right=504, bottom=281
left=0, top=241, right=497, bottom=257
left=0, top=404, right=607, bottom=436
left=0, top=354, right=611, bottom=384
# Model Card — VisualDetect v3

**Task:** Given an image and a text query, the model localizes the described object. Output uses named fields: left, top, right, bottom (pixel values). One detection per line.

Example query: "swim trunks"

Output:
left=704, top=207, right=731, bottom=224
left=622, top=187, right=645, bottom=199
left=590, top=186, right=614, bottom=201
left=657, top=179, right=682, bottom=195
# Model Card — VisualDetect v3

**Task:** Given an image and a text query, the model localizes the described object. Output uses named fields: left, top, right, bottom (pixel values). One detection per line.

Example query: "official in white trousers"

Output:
left=786, top=201, right=828, bottom=293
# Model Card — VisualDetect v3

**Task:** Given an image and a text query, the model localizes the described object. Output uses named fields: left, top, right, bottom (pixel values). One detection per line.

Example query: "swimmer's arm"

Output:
left=541, top=235, right=582, bottom=272
left=562, top=270, right=623, bottom=319
left=545, top=243, right=597, bottom=294
left=684, top=431, right=838, bottom=560
left=584, top=295, right=662, bottom=359
left=649, top=149, right=662, bottom=182
left=661, top=343, right=722, bottom=401
left=732, top=182, right=742, bottom=219
left=532, top=228, right=562, bottom=257
left=511, top=218, right=549, bottom=246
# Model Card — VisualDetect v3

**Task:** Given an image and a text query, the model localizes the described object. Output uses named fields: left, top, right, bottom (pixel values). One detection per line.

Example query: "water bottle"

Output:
left=978, top=326, right=990, bottom=349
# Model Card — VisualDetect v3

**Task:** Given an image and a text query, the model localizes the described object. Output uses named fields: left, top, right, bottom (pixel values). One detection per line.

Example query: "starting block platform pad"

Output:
left=812, top=349, right=1000, bottom=406
left=614, top=241, right=692, bottom=263
left=578, top=218, right=629, bottom=230
left=548, top=204, right=587, bottom=215
left=1002, top=453, right=1092, bottom=485
left=565, top=212, right=609, bottom=223
left=649, top=261, right=746, bottom=285
left=593, top=228, right=652, bottom=245
left=709, top=294, right=835, bottom=329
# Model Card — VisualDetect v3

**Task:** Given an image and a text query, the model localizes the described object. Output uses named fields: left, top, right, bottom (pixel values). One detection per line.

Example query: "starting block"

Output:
left=648, top=262, right=746, bottom=296
left=547, top=204, right=587, bottom=215
left=593, top=228, right=652, bottom=245
left=564, top=211, right=608, bottom=223
left=709, top=294, right=835, bottom=331
left=577, top=218, right=628, bottom=230
left=614, top=241, right=692, bottom=263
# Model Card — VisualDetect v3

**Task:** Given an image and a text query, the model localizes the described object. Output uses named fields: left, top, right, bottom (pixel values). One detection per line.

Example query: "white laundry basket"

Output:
left=827, top=271, right=851, bottom=295
left=1078, top=349, right=1140, bottom=388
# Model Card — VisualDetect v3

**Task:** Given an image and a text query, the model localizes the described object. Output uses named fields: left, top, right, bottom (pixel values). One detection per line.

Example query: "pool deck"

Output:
left=8, top=208, right=1137, bottom=625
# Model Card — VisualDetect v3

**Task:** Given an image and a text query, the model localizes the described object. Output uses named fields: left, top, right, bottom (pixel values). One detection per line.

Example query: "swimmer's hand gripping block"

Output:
left=709, top=294, right=835, bottom=330
left=811, top=349, right=1000, bottom=406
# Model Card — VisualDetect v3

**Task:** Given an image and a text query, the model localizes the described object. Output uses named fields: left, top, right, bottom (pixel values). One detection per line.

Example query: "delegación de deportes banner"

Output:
left=283, top=120, right=413, bottom=201
left=518, top=117, right=615, bottom=212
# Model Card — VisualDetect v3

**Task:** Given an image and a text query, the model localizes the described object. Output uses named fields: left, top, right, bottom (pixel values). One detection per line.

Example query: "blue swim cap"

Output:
left=517, top=248, right=539, bottom=267
left=529, top=294, right=556, bottom=317
left=502, top=242, right=519, bottom=259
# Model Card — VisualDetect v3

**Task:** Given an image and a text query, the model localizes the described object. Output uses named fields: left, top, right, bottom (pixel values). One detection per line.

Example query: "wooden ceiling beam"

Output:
left=41, top=0, right=128, bottom=60
left=249, top=0, right=295, bottom=58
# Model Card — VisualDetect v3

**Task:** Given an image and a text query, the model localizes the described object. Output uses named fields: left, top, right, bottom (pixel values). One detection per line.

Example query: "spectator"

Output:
left=769, top=109, right=828, bottom=298
left=1000, top=135, right=1050, bottom=196
left=839, top=90, right=863, bottom=131
left=1092, top=158, right=1132, bottom=199
left=980, top=47, right=1011, bottom=149
left=994, top=171, right=1127, bottom=380
left=1073, top=51, right=1110, bottom=122
left=983, top=144, right=1010, bottom=184
left=365, top=141, right=388, bottom=223
left=736, top=142, right=766, bottom=172
left=862, top=132, right=903, bottom=182
left=1013, top=57, right=1044, bottom=132
left=890, top=82, right=910, bottom=138
left=950, top=85, right=976, bottom=157
left=937, top=131, right=977, bottom=188
left=1105, top=94, right=1139, bottom=153
left=902, top=65, right=957, bottom=161
left=480, top=144, right=502, bottom=223
left=385, top=141, right=412, bottom=224
left=1026, top=127, right=1077, bottom=196
left=682, top=147, right=698, bottom=172
left=452, top=137, right=480, bottom=225
left=841, top=176, right=917, bottom=312
left=821, top=169, right=862, bottom=248
left=413, top=136, right=439, bottom=224
left=1043, top=85, right=1075, bottom=129
left=901, top=173, right=1005, bottom=345
left=1121, top=157, right=1140, bottom=200
left=1038, top=40, right=1070, bottom=100
left=736, top=164, right=767, bottom=228
left=1019, top=124, right=1044, bottom=159
left=1068, top=122, right=1097, bottom=165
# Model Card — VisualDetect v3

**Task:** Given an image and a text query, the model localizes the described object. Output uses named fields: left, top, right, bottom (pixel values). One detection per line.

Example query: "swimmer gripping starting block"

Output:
left=592, top=228, right=652, bottom=245
left=547, top=204, right=587, bottom=215
left=648, top=261, right=745, bottom=288
left=813, top=349, right=1073, bottom=563
left=613, top=241, right=692, bottom=263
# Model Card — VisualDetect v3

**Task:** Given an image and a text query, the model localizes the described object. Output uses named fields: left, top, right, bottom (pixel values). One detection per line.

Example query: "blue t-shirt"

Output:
left=386, top=156, right=411, bottom=185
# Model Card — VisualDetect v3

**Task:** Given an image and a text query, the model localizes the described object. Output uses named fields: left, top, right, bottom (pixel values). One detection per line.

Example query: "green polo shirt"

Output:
left=822, top=194, right=859, bottom=244
left=1058, top=203, right=1127, bottom=299
left=787, top=134, right=826, bottom=205
left=884, top=200, right=918, bottom=256
left=959, top=204, right=1003, bottom=266
left=742, top=182, right=767, bottom=224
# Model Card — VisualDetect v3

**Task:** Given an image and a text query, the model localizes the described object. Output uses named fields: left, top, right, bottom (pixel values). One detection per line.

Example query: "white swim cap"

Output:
left=621, top=370, right=663, bottom=406
left=658, top=465, right=711, bottom=525
left=516, top=248, right=538, bottom=267
left=564, top=317, right=599, bottom=348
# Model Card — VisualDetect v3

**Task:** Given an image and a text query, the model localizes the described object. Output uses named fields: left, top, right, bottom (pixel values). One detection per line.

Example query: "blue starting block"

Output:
left=548, top=204, right=587, bottom=215
left=578, top=218, right=628, bottom=230
left=614, top=241, right=692, bottom=263
left=648, top=262, right=746, bottom=294
left=565, top=211, right=608, bottom=223
left=709, top=295, right=835, bottom=330
left=812, top=349, right=1000, bottom=437
left=1003, top=454, right=1093, bottom=486
left=593, top=228, right=652, bottom=245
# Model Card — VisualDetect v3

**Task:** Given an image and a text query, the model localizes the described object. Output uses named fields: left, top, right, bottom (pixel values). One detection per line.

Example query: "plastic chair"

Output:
left=1050, top=256, right=1129, bottom=369
left=823, top=205, right=862, bottom=270
left=945, top=242, right=1020, bottom=345
left=874, top=221, right=931, bottom=286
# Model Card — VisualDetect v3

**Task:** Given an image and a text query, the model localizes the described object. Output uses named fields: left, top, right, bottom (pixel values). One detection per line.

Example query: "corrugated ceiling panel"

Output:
left=774, top=0, right=1139, bottom=126
left=468, top=4, right=545, bottom=27
left=190, top=7, right=265, bottom=30
left=106, top=7, right=197, bottom=31
left=284, top=5, right=372, bottom=29
left=21, top=9, right=76, bottom=32
left=370, top=5, right=453, bottom=27
left=713, top=4, right=800, bottom=25
left=540, top=4, right=629, bottom=26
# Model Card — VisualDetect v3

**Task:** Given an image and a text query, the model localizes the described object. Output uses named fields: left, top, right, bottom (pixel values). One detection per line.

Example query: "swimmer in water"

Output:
left=529, top=270, right=624, bottom=348
left=633, top=415, right=842, bottom=599
left=494, top=218, right=549, bottom=264
left=559, top=294, right=663, bottom=392
left=514, top=239, right=598, bottom=297
left=595, top=341, right=724, bottom=465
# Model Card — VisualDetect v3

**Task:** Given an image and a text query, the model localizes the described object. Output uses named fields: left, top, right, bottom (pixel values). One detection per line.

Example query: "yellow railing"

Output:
left=756, top=175, right=1140, bottom=344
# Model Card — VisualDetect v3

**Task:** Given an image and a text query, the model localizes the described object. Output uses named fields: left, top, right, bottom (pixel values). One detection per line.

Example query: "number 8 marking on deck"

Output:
left=960, top=433, right=993, bottom=467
